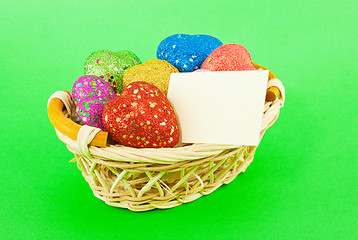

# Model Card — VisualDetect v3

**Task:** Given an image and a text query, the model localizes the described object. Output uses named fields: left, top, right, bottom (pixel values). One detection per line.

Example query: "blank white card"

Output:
left=167, top=70, right=268, bottom=145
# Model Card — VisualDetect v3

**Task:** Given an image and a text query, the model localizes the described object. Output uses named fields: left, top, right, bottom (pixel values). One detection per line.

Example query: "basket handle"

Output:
left=252, top=62, right=283, bottom=102
left=47, top=91, right=108, bottom=148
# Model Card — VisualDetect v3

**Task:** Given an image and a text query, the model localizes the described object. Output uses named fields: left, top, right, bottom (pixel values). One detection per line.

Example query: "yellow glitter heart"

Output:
left=123, top=59, right=179, bottom=96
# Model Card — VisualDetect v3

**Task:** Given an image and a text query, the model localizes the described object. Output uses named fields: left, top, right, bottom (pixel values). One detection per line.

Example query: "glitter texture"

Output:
left=123, top=59, right=179, bottom=96
left=71, top=75, right=116, bottom=130
left=74, top=97, right=111, bottom=131
left=156, top=34, right=222, bottom=72
left=102, top=81, right=180, bottom=148
left=84, top=50, right=141, bottom=93
left=71, top=75, right=115, bottom=105
left=201, top=44, right=256, bottom=71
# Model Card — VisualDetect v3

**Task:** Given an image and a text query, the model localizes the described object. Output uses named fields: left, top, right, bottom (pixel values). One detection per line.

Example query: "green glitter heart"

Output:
left=84, top=50, right=141, bottom=93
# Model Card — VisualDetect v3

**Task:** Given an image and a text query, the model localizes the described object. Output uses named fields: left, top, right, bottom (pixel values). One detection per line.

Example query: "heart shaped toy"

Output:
left=157, top=34, right=222, bottom=72
left=123, top=59, right=178, bottom=96
left=102, top=81, right=180, bottom=148
left=201, top=44, right=256, bottom=71
left=84, top=50, right=141, bottom=93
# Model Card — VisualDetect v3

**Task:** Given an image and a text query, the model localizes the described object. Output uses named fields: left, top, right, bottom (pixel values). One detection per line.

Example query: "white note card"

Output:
left=167, top=70, right=268, bottom=145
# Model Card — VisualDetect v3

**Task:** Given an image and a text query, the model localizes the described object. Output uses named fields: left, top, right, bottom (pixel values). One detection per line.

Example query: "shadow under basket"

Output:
left=47, top=63, right=285, bottom=212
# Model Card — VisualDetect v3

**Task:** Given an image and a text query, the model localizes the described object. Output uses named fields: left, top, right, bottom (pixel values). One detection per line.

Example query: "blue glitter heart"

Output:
left=156, top=34, right=223, bottom=72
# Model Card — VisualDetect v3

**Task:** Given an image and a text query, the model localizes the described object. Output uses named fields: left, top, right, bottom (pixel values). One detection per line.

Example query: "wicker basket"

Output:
left=47, top=63, right=285, bottom=212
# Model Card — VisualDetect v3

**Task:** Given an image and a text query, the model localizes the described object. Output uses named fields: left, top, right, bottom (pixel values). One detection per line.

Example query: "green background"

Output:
left=1, top=0, right=357, bottom=239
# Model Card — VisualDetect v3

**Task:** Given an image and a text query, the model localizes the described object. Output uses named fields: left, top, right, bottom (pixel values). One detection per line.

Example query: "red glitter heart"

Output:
left=201, top=44, right=257, bottom=71
left=102, top=81, right=180, bottom=148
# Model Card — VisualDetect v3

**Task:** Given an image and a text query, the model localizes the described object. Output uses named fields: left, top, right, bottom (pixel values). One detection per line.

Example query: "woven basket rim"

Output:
left=48, top=63, right=285, bottom=165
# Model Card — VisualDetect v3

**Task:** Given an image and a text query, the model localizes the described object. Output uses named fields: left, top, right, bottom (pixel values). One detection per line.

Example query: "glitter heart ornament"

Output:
left=71, top=75, right=116, bottom=130
left=201, top=44, right=256, bottom=71
left=102, top=81, right=180, bottom=148
left=74, top=96, right=114, bottom=131
left=84, top=50, right=141, bottom=93
left=71, top=75, right=115, bottom=105
left=157, top=34, right=223, bottom=72
left=123, top=59, right=179, bottom=96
